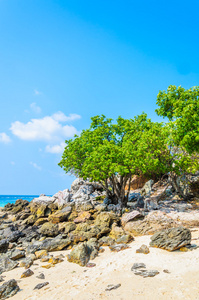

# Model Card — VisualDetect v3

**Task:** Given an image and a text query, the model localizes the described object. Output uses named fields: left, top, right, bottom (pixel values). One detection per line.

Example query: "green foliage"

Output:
left=156, top=85, right=199, bottom=154
left=59, top=114, right=171, bottom=206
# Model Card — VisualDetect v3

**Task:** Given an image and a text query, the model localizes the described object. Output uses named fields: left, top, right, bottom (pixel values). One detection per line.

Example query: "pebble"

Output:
left=105, top=283, right=121, bottom=291
left=36, top=273, right=45, bottom=279
left=33, top=282, right=49, bottom=290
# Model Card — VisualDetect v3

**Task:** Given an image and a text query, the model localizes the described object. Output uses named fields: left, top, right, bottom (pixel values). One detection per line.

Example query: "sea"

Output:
left=0, top=195, right=40, bottom=208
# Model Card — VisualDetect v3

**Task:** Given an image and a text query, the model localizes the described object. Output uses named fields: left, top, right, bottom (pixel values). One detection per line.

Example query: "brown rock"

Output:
left=74, top=211, right=91, bottom=224
left=121, top=211, right=142, bottom=227
left=136, top=244, right=150, bottom=254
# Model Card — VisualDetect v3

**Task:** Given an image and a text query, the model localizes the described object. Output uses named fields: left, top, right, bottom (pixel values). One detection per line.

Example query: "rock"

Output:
left=61, top=222, right=76, bottom=234
left=7, top=230, right=25, bottom=243
left=98, top=236, right=115, bottom=246
left=26, top=236, right=71, bottom=253
left=33, top=282, right=49, bottom=290
left=0, top=279, right=19, bottom=299
left=53, top=189, right=71, bottom=207
left=124, top=211, right=179, bottom=236
left=141, top=180, right=154, bottom=196
left=72, top=184, right=94, bottom=203
left=21, top=269, right=34, bottom=278
left=36, top=273, right=45, bottom=279
left=86, top=263, right=96, bottom=268
left=35, top=250, right=48, bottom=259
left=144, top=197, right=158, bottom=211
left=94, top=212, right=119, bottom=227
left=48, top=207, right=71, bottom=224
left=136, top=244, right=150, bottom=254
left=116, top=235, right=134, bottom=244
left=0, top=277, right=4, bottom=283
left=0, top=258, right=18, bottom=274
left=109, top=223, right=125, bottom=240
left=109, top=244, right=129, bottom=252
left=150, top=227, right=191, bottom=251
left=131, top=263, right=146, bottom=270
left=32, top=195, right=53, bottom=204
left=74, top=211, right=91, bottom=224
left=8, top=249, right=25, bottom=260
left=168, top=211, right=199, bottom=227
left=19, top=257, right=33, bottom=269
left=67, top=243, right=90, bottom=267
left=0, top=240, right=9, bottom=254
left=105, top=284, right=121, bottom=291
left=133, top=269, right=159, bottom=277
left=34, top=218, right=48, bottom=226
left=121, top=211, right=142, bottom=226
left=40, top=222, right=59, bottom=237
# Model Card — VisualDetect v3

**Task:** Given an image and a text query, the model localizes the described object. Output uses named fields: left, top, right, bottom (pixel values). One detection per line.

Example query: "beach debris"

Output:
left=105, top=284, right=121, bottom=291
left=33, top=282, right=49, bottom=290
left=136, top=244, right=150, bottom=254
left=133, top=269, right=159, bottom=277
left=0, top=279, right=20, bottom=299
left=163, top=269, right=170, bottom=273
left=131, top=263, right=146, bottom=270
left=21, top=269, right=34, bottom=278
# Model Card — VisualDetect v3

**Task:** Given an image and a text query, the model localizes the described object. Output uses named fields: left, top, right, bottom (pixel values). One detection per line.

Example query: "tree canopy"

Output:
left=59, top=114, right=171, bottom=207
left=156, top=85, right=199, bottom=154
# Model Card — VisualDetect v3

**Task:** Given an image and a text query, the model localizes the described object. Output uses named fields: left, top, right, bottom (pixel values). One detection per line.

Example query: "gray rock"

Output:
left=36, top=273, right=45, bottom=279
left=0, top=279, right=20, bottom=299
left=109, top=244, right=129, bottom=252
left=26, top=236, right=71, bottom=254
left=133, top=269, right=159, bottom=277
left=33, top=282, right=49, bottom=290
left=19, top=257, right=33, bottom=269
left=105, top=284, right=121, bottom=291
left=131, top=263, right=146, bottom=270
left=0, top=277, right=4, bottom=283
left=0, top=240, right=9, bottom=254
left=0, top=258, right=18, bottom=275
left=8, top=249, right=25, bottom=261
left=150, top=227, right=191, bottom=251
left=136, top=244, right=150, bottom=254
left=141, top=180, right=154, bottom=196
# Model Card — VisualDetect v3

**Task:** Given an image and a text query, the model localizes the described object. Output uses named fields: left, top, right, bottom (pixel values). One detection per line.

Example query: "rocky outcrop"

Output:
left=150, top=227, right=191, bottom=251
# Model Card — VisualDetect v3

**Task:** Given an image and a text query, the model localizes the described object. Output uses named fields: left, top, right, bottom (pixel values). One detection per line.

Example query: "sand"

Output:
left=2, top=228, right=199, bottom=300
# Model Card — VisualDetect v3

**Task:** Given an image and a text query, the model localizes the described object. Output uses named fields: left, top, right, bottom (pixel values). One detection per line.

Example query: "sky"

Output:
left=0, top=0, right=199, bottom=195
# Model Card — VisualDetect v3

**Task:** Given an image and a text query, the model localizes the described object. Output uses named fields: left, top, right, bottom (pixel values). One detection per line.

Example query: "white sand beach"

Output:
left=2, top=228, right=199, bottom=300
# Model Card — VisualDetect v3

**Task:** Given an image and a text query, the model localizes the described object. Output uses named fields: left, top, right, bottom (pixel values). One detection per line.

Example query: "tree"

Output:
left=59, top=114, right=171, bottom=207
left=156, top=85, right=199, bottom=154
left=156, top=85, right=199, bottom=198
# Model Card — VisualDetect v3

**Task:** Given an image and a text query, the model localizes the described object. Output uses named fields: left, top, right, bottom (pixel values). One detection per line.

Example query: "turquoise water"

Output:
left=0, top=195, right=40, bottom=208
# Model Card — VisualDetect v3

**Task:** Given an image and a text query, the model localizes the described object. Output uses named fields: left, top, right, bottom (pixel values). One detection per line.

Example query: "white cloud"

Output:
left=10, top=112, right=80, bottom=142
left=0, top=133, right=11, bottom=144
left=30, top=161, right=42, bottom=171
left=45, top=142, right=65, bottom=154
left=53, top=112, right=81, bottom=122
left=30, top=102, right=41, bottom=114
left=34, top=89, right=42, bottom=96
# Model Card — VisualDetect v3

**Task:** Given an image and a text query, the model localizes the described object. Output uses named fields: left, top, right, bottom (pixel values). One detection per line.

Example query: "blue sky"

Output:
left=0, top=0, right=199, bottom=195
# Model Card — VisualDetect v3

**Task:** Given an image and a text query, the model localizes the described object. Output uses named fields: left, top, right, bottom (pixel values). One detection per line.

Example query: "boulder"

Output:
left=8, top=249, right=25, bottom=260
left=150, top=227, right=191, bottom=251
left=0, top=258, right=18, bottom=274
left=19, top=257, right=33, bottom=269
left=74, top=211, right=91, bottom=224
left=141, top=180, right=154, bottom=196
left=0, top=279, right=19, bottom=299
left=124, top=211, right=179, bottom=236
left=48, top=207, right=71, bottom=223
left=67, top=242, right=90, bottom=266
left=40, top=222, right=59, bottom=237
left=53, top=189, right=71, bottom=207
left=26, top=236, right=71, bottom=253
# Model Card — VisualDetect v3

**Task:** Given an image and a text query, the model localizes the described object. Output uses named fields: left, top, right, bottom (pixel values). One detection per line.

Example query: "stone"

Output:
left=116, top=235, right=134, bottom=244
left=33, top=282, right=49, bottom=290
left=35, top=250, right=48, bottom=259
left=150, top=227, right=191, bottom=251
left=7, top=230, right=25, bottom=243
left=67, top=243, right=90, bottom=267
left=48, top=208, right=71, bottom=224
left=0, top=240, right=9, bottom=254
left=121, top=211, right=142, bottom=226
left=36, top=273, right=45, bottom=279
left=0, top=279, right=19, bottom=299
left=124, top=211, right=179, bottom=236
left=21, top=269, right=34, bottom=278
left=0, top=277, right=4, bottom=283
left=74, top=211, right=91, bottom=224
left=86, top=263, right=96, bottom=268
left=109, top=244, right=129, bottom=252
left=105, top=284, right=121, bottom=291
left=109, top=223, right=125, bottom=240
left=34, top=218, right=48, bottom=226
left=94, top=212, right=119, bottom=227
left=98, top=236, right=115, bottom=246
left=8, top=249, right=25, bottom=260
left=40, top=222, right=59, bottom=237
left=0, top=258, right=18, bottom=274
left=168, top=211, right=199, bottom=227
left=26, top=236, right=71, bottom=253
left=53, top=189, right=71, bottom=207
left=131, top=263, right=146, bottom=270
left=133, top=269, right=159, bottom=277
left=144, top=198, right=158, bottom=211
left=19, top=257, right=33, bottom=269
left=61, top=222, right=76, bottom=234
left=141, top=180, right=154, bottom=196
left=136, top=244, right=150, bottom=254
